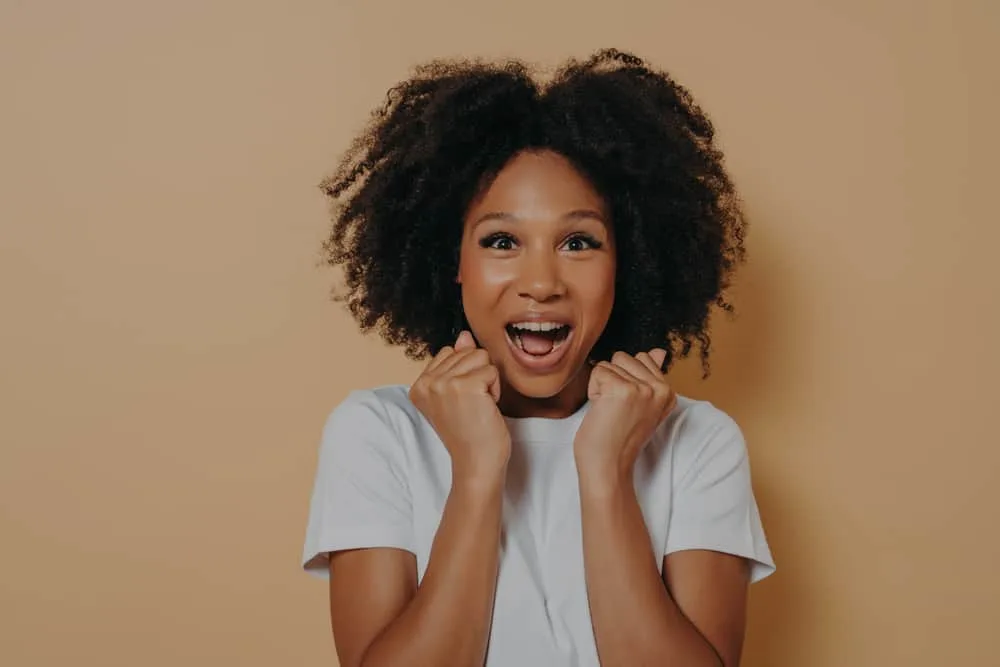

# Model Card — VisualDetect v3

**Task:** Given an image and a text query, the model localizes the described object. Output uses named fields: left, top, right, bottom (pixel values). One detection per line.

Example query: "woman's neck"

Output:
left=498, top=364, right=592, bottom=419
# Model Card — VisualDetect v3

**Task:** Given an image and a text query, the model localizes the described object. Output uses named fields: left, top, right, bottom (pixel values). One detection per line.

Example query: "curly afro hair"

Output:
left=321, top=48, right=746, bottom=374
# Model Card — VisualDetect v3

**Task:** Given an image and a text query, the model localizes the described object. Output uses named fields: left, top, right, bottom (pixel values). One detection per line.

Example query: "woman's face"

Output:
left=458, top=150, right=616, bottom=417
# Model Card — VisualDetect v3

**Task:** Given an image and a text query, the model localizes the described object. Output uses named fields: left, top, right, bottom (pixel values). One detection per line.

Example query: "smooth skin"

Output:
left=457, top=150, right=616, bottom=418
left=328, top=150, right=751, bottom=667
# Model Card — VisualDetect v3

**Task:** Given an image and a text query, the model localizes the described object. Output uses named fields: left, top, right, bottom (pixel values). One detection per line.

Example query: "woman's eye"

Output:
left=481, top=234, right=516, bottom=251
left=563, top=234, right=601, bottom=252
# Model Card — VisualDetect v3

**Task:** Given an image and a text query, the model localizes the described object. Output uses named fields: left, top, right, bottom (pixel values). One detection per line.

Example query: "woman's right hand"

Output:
left=409, top=330, right=510, bottom=484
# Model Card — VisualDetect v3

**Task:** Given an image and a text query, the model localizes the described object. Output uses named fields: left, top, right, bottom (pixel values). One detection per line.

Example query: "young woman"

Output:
left=302, top=48, right=774, bottom=667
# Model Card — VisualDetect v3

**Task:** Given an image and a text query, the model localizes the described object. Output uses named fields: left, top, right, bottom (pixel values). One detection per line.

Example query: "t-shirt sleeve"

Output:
left=664, top=409, right=775, bottom=583
left=301, top=389, right=414, bottom=578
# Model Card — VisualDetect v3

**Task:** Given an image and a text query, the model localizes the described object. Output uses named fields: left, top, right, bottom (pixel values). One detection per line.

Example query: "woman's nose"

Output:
left=516, top=253, right=566, bottom=302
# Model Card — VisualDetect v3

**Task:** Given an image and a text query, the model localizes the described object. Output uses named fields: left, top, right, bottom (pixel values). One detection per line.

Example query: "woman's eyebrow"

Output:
left=560, top=209, right=606, bottom=223
left=470, top=209, right=607, bottom=228
left=471, top=211, right=518, bottom=227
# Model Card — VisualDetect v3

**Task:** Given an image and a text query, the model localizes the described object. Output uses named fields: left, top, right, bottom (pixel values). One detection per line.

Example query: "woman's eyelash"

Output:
left=478, top=232, right=603, bottom=251
left=479, top=233, right=516, bottom=249
left=565, top=234, right=602, bottom=250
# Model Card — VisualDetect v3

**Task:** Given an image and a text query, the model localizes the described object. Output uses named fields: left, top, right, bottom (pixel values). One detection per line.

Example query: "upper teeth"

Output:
left=510, top=321, right=565, bottom=332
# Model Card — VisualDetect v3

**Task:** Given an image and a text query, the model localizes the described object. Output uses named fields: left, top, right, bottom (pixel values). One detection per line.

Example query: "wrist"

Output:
left=450, top=460, right=507, bottom=497
left=574, top=456, right=635, bottom=500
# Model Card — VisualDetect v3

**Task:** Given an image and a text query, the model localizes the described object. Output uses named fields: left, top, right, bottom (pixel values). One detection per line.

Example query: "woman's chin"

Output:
left=499, top=361, right=590, bottom=412
left=504, top=374, right=567, bottom=400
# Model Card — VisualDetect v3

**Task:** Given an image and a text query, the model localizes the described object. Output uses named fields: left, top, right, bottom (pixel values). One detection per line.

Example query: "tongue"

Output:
left=519, top=332, right=555, bottom=356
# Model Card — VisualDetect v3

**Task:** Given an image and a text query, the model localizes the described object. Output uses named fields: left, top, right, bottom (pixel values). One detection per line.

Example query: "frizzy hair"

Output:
left=321, top=48, right=746, bottom=374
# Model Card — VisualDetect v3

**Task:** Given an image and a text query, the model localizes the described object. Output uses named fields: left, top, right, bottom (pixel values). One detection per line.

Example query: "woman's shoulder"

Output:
left=668, top=395, right=741, bottom=435
left=323, top=384, right=424, bottom=435
left=654, top=394, right=747, bottom=459
left=335, top=383, right=412, bottom=408
left=327, top=383, right=417, bottom=416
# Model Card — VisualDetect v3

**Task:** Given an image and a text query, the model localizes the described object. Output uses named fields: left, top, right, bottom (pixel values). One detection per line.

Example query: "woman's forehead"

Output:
left=466, top=150, right=607, bottom=223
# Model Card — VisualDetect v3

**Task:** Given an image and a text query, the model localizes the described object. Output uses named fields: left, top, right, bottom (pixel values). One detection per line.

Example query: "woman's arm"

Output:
left=329, top=475, right=504, bottom=667
left=578, top=468, right=750, bottom=667
left=572, top=350, right=765, bottom=667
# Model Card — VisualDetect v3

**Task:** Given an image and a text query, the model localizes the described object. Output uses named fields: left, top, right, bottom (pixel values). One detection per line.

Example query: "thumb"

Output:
left=650, top=348, right=668, bottom=371
left=487, top=366, right=502, bottom=403
left=455, top=329, right=475, bottom=351
left=587, top=363, right=607, bottom=399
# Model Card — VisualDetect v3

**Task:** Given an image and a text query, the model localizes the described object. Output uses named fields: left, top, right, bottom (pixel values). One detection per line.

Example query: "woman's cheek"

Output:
left=460, top=266, right=513, bottom=340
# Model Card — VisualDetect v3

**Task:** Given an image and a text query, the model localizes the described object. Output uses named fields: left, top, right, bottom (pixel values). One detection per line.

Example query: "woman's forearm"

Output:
left=361, top=475, right=504, bottom=667
left=578, top=468, right=722, bottom=667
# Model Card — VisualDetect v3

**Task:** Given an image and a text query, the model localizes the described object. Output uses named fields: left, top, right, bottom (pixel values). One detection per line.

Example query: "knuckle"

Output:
left=409, top=385, right=428, bottom=405
left=611, top=351, right=630, bottom=365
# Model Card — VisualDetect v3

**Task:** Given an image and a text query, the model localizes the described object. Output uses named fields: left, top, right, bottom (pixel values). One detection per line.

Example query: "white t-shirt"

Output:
left=302, top=385, right=774, bottom=666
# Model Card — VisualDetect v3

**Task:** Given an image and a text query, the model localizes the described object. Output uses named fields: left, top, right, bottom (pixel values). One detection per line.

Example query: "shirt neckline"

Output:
left=502, top=401, right=589, bottom=443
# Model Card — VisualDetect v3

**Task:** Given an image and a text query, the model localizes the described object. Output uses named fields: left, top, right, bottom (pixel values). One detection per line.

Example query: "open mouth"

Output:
left=504, top=320, right=573, bottom=371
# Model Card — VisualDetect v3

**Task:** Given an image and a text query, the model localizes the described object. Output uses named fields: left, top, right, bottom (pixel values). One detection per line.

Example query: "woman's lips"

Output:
left=504, top=327, right=574, bottom=373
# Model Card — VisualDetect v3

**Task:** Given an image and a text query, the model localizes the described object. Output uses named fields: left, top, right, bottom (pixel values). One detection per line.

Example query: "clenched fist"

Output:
left=409, top=331, right=511, bottom=485
left=573, top=348, right=677, bottom=485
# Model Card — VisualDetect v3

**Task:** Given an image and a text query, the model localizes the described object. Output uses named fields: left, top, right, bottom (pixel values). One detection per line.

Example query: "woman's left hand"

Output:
left=574, top=348, right=677, bottom=486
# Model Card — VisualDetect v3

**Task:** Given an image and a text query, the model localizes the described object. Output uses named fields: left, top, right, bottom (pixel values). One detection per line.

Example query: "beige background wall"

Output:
left=2, top=1, right=997, bottom=665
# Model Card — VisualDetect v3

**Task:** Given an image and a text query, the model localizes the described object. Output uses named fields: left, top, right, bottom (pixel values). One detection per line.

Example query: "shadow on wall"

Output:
left=666, top=209, right=811, bottom=667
